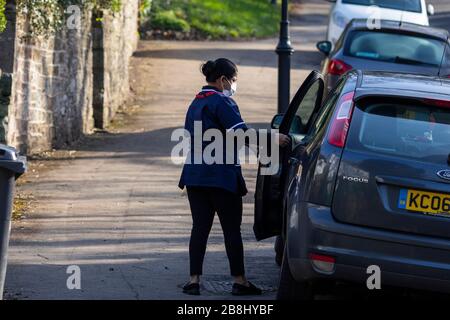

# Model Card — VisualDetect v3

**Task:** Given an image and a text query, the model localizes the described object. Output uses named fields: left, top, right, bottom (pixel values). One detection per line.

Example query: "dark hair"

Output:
left=201, top=58, right=238, bottom=83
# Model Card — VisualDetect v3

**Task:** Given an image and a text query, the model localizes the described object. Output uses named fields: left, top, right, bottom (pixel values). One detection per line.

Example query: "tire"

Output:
left=274, top=236, right=284, bottom=267
left=277, top=245, right=314, bottom=300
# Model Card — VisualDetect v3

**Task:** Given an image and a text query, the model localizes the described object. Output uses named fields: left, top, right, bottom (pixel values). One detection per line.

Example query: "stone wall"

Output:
left=5, top=1, right=139, bottom=155
left=7, top=8, right=94, bottom=154
left=94, top=3, right=139, bottom=128
left=0, top=0, right=16, bottom=74
left=0, top=0, right=16, bottom=143
left=0, top=71, right=12, bottom=143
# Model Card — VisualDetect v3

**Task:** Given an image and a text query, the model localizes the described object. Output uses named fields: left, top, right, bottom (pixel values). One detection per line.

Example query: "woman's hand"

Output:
left=276, top=133, right=291, bottom=147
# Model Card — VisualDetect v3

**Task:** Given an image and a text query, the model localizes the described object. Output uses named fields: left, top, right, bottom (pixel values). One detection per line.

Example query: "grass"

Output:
left=0, top=0, right=6, bottom=33
left=146, top=0, right=280, bottom=39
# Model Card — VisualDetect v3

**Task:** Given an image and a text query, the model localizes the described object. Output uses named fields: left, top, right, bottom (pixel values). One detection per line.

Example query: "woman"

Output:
left=178, top=58, right=289, bottom=296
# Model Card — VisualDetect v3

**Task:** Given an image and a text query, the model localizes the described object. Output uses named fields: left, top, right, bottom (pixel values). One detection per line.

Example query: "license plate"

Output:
left=398, top=189, right=450, bottom=217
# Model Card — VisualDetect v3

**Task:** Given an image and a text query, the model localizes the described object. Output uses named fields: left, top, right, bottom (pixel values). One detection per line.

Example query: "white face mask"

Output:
left=223, top=79, right=237, bottom=97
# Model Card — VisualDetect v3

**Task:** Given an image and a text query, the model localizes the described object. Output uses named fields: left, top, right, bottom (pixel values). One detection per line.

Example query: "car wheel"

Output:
left=275, top=236, right=284, bottom=267
left=277, top=245, right=314, bottom=300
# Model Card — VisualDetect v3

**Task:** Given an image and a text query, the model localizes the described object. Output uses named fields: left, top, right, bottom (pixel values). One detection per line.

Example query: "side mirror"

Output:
left=427, top=4, right=435, bottom=16
left=316, top=41, right=332, bottom=56
left=271, top=114, right=284, bottom=129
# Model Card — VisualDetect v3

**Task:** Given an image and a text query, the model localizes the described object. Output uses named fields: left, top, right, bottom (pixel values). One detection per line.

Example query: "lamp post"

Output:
left=276, top=0, right=294, bottom=114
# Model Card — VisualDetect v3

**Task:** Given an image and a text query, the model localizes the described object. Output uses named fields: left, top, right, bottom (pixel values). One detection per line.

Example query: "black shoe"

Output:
left=182, top=282, right=200, bottom=296
left=232, top=281, right=262, bottom=296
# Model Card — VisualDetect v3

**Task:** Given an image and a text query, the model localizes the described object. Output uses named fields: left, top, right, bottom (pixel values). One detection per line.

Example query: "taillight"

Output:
left=328, top=91, right=355, bottom=148
left=328, top=59, right=352, bottom=76
left=423, top=98, right=450, bottom=109
left=309, top=253, right=336, bottom=274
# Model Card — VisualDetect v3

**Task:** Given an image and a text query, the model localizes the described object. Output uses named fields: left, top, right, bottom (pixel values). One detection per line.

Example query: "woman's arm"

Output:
left=216, top=98, right=290, bottom=156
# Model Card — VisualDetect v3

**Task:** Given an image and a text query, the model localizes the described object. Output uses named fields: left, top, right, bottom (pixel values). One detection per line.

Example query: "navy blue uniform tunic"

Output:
left=178, top=86, right=248, bottom=196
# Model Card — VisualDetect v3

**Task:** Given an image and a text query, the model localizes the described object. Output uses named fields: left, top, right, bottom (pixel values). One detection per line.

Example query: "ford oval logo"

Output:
left=437, top=170, right=450, bottom=181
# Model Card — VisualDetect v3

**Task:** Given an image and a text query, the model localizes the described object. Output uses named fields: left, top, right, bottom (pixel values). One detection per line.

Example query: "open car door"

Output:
left=254, top=70, right=325, bottom=241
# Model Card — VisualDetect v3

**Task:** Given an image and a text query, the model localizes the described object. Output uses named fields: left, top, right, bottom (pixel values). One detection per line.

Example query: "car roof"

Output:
left=347, top=19, right=449, bottom=41
left=352, top=71, right=450, bottom=98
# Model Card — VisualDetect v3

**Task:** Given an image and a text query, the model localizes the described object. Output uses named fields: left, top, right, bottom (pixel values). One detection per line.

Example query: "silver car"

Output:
left=317, top=19, right=450, bottom=92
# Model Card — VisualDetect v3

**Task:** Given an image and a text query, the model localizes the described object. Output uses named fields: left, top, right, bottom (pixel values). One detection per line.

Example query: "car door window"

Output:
left=290, top=81, right=320, bottom=135
left=281, top=71, right=324, bottom=145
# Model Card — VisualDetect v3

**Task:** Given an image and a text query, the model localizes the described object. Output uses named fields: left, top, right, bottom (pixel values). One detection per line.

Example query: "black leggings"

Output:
left=186, top=186, right=245, bottom=277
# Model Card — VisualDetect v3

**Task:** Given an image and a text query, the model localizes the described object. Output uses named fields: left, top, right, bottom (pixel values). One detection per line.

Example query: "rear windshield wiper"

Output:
left=394, top=56, right=436, bottom=67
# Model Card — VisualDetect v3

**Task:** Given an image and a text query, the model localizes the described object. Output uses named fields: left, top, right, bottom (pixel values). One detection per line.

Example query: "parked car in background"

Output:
left=326, top=0, right=435, bottom=45
left=317, top=19, right=450, bottom=91
left=254, top=70, right=450, bottom=299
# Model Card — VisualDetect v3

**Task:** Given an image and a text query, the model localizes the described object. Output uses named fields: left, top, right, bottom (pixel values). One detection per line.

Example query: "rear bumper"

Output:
left=287, top=203, right=450, bottom=293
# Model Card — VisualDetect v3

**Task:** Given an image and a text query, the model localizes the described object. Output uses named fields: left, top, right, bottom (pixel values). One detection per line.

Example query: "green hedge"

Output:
left=152, top=10, right=190, bottom=32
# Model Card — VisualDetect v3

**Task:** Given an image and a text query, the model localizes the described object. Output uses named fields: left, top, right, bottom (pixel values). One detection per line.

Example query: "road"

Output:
left=3, top=0, right=450, bottom=300
left=430, top=0, right=450, bottom=31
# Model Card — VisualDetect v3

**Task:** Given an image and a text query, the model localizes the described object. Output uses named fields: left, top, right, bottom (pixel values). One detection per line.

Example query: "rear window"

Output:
left=347, top=97, right=450, bottom=165
left=440, top=44, right=450, bottom=77
left=345, top=31, right=446, bottom=67
left=342, top=0, right=421, bottom=13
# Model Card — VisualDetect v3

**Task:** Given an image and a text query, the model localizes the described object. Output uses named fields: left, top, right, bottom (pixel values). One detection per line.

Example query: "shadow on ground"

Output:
left=133, top=48, right=323, bottom=71
left=4, top=248, right=278, bottom=300
left=33, top=122, right=271, bottom=164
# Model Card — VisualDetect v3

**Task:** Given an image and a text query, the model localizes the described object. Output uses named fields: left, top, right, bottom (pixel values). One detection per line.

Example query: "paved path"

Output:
left=4, top=0, right=450, bottom=300
left=4, top=0, right=331, bottom=300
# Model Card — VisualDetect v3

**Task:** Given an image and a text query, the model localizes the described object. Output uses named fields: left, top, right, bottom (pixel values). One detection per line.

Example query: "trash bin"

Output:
left=0, top=145, right=26, bottom=300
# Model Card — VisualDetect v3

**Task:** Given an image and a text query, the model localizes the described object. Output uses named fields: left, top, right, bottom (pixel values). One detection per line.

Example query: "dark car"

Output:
left=316, top=19, right=450, bottom=91
left=254, top=70, right=450, bottom=299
